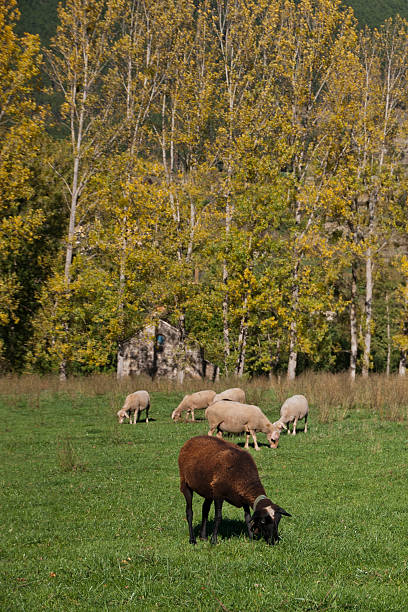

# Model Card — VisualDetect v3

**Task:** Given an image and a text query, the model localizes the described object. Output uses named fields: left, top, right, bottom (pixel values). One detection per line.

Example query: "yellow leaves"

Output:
left=0, top=210, right=46, bottom=258
left=393, top=333, right=408, bottom=352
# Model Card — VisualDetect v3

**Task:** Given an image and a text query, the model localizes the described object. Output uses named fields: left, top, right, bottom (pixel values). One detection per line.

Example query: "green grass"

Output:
left=1, top=384, right=408, bottom=610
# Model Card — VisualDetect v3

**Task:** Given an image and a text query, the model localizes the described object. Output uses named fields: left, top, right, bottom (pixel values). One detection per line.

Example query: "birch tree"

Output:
left=46, top=0, right=125, bottom=378
left=329, top=18, right=408, bottom=379
left=266, top=0, right=358, bottom=378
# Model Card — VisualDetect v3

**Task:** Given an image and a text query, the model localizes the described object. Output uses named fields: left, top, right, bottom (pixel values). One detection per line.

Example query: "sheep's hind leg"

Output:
left=211, top=499, right=223, bottom=544
left=200, top=499, right=212, bottom=540
left=181, top=483, right=196, bottom=544
left=304, top=413, right=308, bottom=433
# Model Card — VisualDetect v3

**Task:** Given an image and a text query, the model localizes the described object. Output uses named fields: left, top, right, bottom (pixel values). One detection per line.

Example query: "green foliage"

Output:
left=347, top=0, right=408, bottom=29
left=16, top=0, right=408, bottom=42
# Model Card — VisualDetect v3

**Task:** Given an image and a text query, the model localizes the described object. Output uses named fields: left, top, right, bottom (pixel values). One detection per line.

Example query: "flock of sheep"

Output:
left=116, top=387, right=309, bottom=545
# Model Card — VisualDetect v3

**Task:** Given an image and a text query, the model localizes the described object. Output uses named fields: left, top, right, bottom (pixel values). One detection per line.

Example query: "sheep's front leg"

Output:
left=145, top=405, right=149, bottom=424
left=304, top=414, right=308, bottom=433
left=211, top=499, right=223, bottom=544
left=251, top=430, right=260, bottom=451
left=243, top=504, right=253, bottom=539
left=191, top=408, right=195, bottom=422
left=292, top=417, right=298, bottom=435
left=181, top=483, right=196, bottom=544
left=244, top=429, right=250, bottom=449
left=200, top=499, right=212, bottom=540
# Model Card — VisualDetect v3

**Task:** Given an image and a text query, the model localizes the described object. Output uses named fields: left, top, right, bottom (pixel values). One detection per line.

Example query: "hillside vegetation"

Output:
left=350, top=0, right=408, bottom=28
left=3, top=0, right=408, bottom=380
left=16, top=0, right=408, bottom=42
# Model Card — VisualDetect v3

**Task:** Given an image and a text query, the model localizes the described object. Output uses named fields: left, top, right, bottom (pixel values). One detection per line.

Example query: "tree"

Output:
left=45, top=0, right=125, bottom=378
left=0, top=0, right=49, bottom=370
left=326, top=18, right=408, bottom=379
left=258, top=0, right=359, bottom=378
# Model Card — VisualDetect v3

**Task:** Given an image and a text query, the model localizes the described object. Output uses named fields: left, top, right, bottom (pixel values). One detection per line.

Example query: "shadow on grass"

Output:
left=118, top=417, right=157, bottom=424
left=235, top=441, right=272, bottom=450
left=193, top=517, right=249, bottom=541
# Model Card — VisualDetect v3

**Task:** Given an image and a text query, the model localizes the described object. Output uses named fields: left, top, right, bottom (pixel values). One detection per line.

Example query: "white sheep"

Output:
left=211, top=387, right=246, bottom=404
left=276, top=394, right=309, bottom=435
left=171, top=390, right=216, bottom=422
left=117, top=390, right=150, bottom=424
left=205, top=400, right=284, bottom=450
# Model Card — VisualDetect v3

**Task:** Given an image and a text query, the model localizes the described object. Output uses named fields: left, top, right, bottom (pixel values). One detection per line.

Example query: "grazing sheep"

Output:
left=178, top=435, right=291, bottom=544
left=171, top=390, right=216, bottom=422
left=277, top=394, right=309, bottom=435
left=205, top=400, right=283, bottom=450
left=211, top=387, right=246, bottom=404
left=117, top=390, right=150, bottom=424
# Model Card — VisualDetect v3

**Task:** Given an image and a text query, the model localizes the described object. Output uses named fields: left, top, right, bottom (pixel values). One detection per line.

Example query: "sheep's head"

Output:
left=266, top=423, right=281, bottom=448
left=250, top=500, right=291, bottom=545
left=171, top=409, right=181, bottom=422
left=117, top=409, right=129, bottom=424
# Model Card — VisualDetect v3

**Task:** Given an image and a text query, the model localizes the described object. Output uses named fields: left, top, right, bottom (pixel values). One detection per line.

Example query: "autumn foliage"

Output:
left=1, top=0, right=408, bottom=378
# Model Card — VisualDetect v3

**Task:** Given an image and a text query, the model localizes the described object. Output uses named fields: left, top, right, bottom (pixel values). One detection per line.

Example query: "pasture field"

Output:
left=1, top=377, right=408, bottom=611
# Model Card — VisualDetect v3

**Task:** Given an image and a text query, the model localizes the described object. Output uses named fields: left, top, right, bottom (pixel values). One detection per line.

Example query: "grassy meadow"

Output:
left=1, top=373, right=408, bottom=611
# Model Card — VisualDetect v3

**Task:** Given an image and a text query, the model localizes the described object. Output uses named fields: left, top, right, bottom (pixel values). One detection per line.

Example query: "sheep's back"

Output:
left=280, top=394, right=308, bottom=420
left=124, top=390, right=150, bottom=410
left=212, top=387, right=246, bottom=404
left=178, top=436, right=260, bottom=505
left=189, top=390, right=216, bottom=409
left=205, top=401, right=263, bottom=432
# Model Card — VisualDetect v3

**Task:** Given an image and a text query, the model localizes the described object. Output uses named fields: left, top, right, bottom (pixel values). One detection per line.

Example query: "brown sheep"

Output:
left=178, top=435, right=291, bottom=545
left=117, top=390, right=150, bottom=424
left=171, top=390, right=216, bottom=422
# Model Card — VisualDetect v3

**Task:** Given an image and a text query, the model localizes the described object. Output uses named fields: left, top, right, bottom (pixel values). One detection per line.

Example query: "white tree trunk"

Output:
left=362, top=247, right=373, bottom=377
left=399, top=354, right=407, bottom=376
left=287, top=261, right=299, bottom=380
left=349, top=261, right=358, bottom=381
left=287, top=321, right=298, bottom=380
left=235, top=294, right=249, bottom=377
left=386, top=293, right=391, bottom=376
left=222, top=263, right=230, bottom=375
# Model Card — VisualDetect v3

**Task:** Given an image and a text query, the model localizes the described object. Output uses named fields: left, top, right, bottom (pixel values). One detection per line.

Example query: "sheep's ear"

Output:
left=273, top=504, right=291, bottom=517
